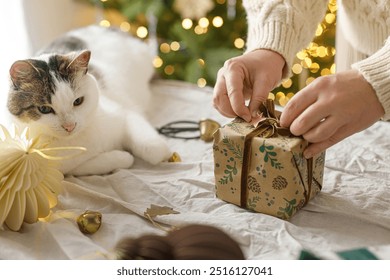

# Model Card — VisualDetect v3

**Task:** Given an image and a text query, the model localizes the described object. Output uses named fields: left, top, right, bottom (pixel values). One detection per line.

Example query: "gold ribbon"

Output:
left=239, top=99, right=314, bottom=208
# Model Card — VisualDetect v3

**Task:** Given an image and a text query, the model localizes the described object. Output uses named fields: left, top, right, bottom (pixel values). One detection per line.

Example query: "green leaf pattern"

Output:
left=222, top=137, right=243, bottom=163
left=259, top=141, right=283, bottom=170
left=247, top=196, right=261, bottom=211
left=218, top=161, right=237, bottom=185
left=277, top=198, right=306, bottom=219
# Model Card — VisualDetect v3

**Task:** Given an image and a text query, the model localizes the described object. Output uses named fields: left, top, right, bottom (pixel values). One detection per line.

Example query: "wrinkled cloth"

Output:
left=0, top=80, right=389, bottom=260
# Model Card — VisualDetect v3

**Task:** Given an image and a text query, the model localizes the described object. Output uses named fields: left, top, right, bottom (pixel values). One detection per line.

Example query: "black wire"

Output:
left=157, top=120, right=201, bottom=139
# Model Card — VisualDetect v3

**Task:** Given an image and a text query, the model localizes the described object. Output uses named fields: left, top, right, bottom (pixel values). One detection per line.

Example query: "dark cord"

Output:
left=157, top=120, right=200, bottom=139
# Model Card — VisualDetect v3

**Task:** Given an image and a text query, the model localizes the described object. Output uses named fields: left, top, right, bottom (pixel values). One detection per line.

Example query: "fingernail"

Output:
left=243, top=114, right=252, bottom=123
left=303, top=150, right=312, bottom=159
left=251, top=110, right=259, bottom=118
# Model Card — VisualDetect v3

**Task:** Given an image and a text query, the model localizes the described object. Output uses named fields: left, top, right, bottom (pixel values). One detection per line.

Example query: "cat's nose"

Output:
left=62, top=122, right=76, bottom=133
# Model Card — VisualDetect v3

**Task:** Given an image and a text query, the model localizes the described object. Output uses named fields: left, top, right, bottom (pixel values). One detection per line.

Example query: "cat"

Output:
left=6, top=25, right=171, bottom=176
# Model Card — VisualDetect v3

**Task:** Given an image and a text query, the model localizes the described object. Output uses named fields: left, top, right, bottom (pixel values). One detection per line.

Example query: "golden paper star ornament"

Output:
left=0, top=124, right=65, bottom=231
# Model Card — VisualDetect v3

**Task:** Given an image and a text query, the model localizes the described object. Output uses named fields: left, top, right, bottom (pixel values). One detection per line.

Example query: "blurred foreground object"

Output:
left=115, top=224, right=245, bottom=260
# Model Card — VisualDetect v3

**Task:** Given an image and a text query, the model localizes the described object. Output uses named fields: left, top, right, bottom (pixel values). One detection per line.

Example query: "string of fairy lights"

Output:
left=91, top=0, right=337, bottom=106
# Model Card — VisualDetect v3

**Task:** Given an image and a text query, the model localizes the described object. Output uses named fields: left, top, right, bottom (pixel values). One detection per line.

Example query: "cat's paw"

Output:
left=136, top=136, right=171, bottom=165
left=109, top=150, right=135, bottom=170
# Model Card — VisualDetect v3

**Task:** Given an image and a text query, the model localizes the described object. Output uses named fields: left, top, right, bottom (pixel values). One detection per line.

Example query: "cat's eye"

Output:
left=73, top=97, right=84, bottom=106
left=38, top=105, right=54, bottom=114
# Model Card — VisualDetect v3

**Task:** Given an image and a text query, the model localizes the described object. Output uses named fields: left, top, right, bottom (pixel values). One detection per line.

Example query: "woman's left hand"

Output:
left=280, top=69, right=385, bottom=158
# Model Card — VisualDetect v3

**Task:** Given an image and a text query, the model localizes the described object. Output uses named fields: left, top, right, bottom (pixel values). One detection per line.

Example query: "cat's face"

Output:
left=7, top=50, right=99, bottom=138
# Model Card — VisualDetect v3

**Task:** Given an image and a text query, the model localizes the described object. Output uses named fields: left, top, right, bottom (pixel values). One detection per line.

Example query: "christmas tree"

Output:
left=79, top=0, right=336, bottom=106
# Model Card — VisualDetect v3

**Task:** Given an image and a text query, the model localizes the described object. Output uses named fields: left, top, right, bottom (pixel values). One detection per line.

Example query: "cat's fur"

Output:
left=6, top=25, right=171, bottom=176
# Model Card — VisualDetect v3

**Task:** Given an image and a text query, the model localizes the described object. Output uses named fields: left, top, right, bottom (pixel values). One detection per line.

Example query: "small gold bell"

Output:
left=77, top=210, right=102, bottom=234
left=168, top=152, right=182, bottom=162
left=199, top=119, right=221, bottom=142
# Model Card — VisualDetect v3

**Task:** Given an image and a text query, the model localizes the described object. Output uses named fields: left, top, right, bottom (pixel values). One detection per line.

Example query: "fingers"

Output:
left=279, top=85, right=318, bottom=128
left=289, top=100, right=333, bottom=136
left=213, top=50, right=285, bottom=122
left=213, top=65, right=251, bottom=122
left=213, top=68, right=272, bottom=121
left=283, top=102, right=347, bottom=158
left=303, top=123, right=351, bottom=158
left=280, top=70, right=385, bottom=158
left=213, top=72, right=237, bottom=118
left=247, top=79, right=269, bottom=118
left=224, top=67, right=252, bottom=121
left=278, top=82, right=336, bottom=158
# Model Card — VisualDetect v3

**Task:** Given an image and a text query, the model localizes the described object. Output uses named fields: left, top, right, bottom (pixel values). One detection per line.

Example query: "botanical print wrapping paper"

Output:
left=213, top=101, right=325, bottom=219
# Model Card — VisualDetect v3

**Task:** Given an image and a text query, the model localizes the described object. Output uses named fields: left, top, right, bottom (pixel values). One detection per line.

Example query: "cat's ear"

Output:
left=66, top=50, right=91, bottom=75
left=9, top=60, right=40, bottom=88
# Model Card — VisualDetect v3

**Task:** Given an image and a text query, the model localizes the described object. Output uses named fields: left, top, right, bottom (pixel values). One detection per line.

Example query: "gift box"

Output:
left=213, top=99, right=325, bottom=219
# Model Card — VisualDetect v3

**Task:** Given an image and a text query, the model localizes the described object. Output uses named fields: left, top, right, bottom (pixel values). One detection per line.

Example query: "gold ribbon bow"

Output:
left=239, top=99, right=314, bottom=208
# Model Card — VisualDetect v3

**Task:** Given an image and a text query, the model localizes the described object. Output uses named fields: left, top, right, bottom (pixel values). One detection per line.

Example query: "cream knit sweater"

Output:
left=243, top=0, right=390, bottom=120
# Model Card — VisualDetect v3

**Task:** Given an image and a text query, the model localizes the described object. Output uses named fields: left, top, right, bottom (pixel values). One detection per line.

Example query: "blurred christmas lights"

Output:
left=85, top=0, right=337, bottom=106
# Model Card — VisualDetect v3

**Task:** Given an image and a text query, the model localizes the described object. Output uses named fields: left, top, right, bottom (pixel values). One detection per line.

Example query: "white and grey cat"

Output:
left=6, top=25, right=171, bottom=176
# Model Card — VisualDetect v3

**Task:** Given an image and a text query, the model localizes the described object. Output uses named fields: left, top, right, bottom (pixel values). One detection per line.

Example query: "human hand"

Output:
left=213, top=49, right=285, bottom=122
left=280, top=69, right=385, bottom=158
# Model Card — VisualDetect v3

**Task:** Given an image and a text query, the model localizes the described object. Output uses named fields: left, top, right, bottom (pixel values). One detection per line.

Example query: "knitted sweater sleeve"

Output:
left=243, top=0, right=329, bottom=78
left=352, top=39, right=390, bottom=121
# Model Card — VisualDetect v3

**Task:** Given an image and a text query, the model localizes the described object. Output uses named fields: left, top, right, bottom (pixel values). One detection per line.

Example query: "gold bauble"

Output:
left=77, top=210, right=102, bottom=234
left=199, top=119, right=221, bottom=142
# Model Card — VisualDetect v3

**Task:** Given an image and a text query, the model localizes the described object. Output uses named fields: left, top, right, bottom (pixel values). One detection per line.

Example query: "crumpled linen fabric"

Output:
left=0, top=80, right=389, bottom=260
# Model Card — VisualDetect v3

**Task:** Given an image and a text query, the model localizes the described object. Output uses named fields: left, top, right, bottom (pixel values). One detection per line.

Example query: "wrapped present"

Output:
left=213, top=99, right=325, bottom=219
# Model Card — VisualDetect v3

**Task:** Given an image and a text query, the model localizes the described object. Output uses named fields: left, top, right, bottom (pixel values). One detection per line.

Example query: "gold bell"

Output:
left=168, top=152, right=182, bottom=162
left=199, top=119, right=221, bottom=142
left=77, top=210, right=102, bottom=234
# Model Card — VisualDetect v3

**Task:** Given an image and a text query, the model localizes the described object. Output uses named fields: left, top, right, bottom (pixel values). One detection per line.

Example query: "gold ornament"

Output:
left=168, top=152, right=182, bottom=162
left=77, top=210, right=102, bottom=234
left=0, top=125, right=64, bottom=231
left=199, top=119, right=221, bottom=142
